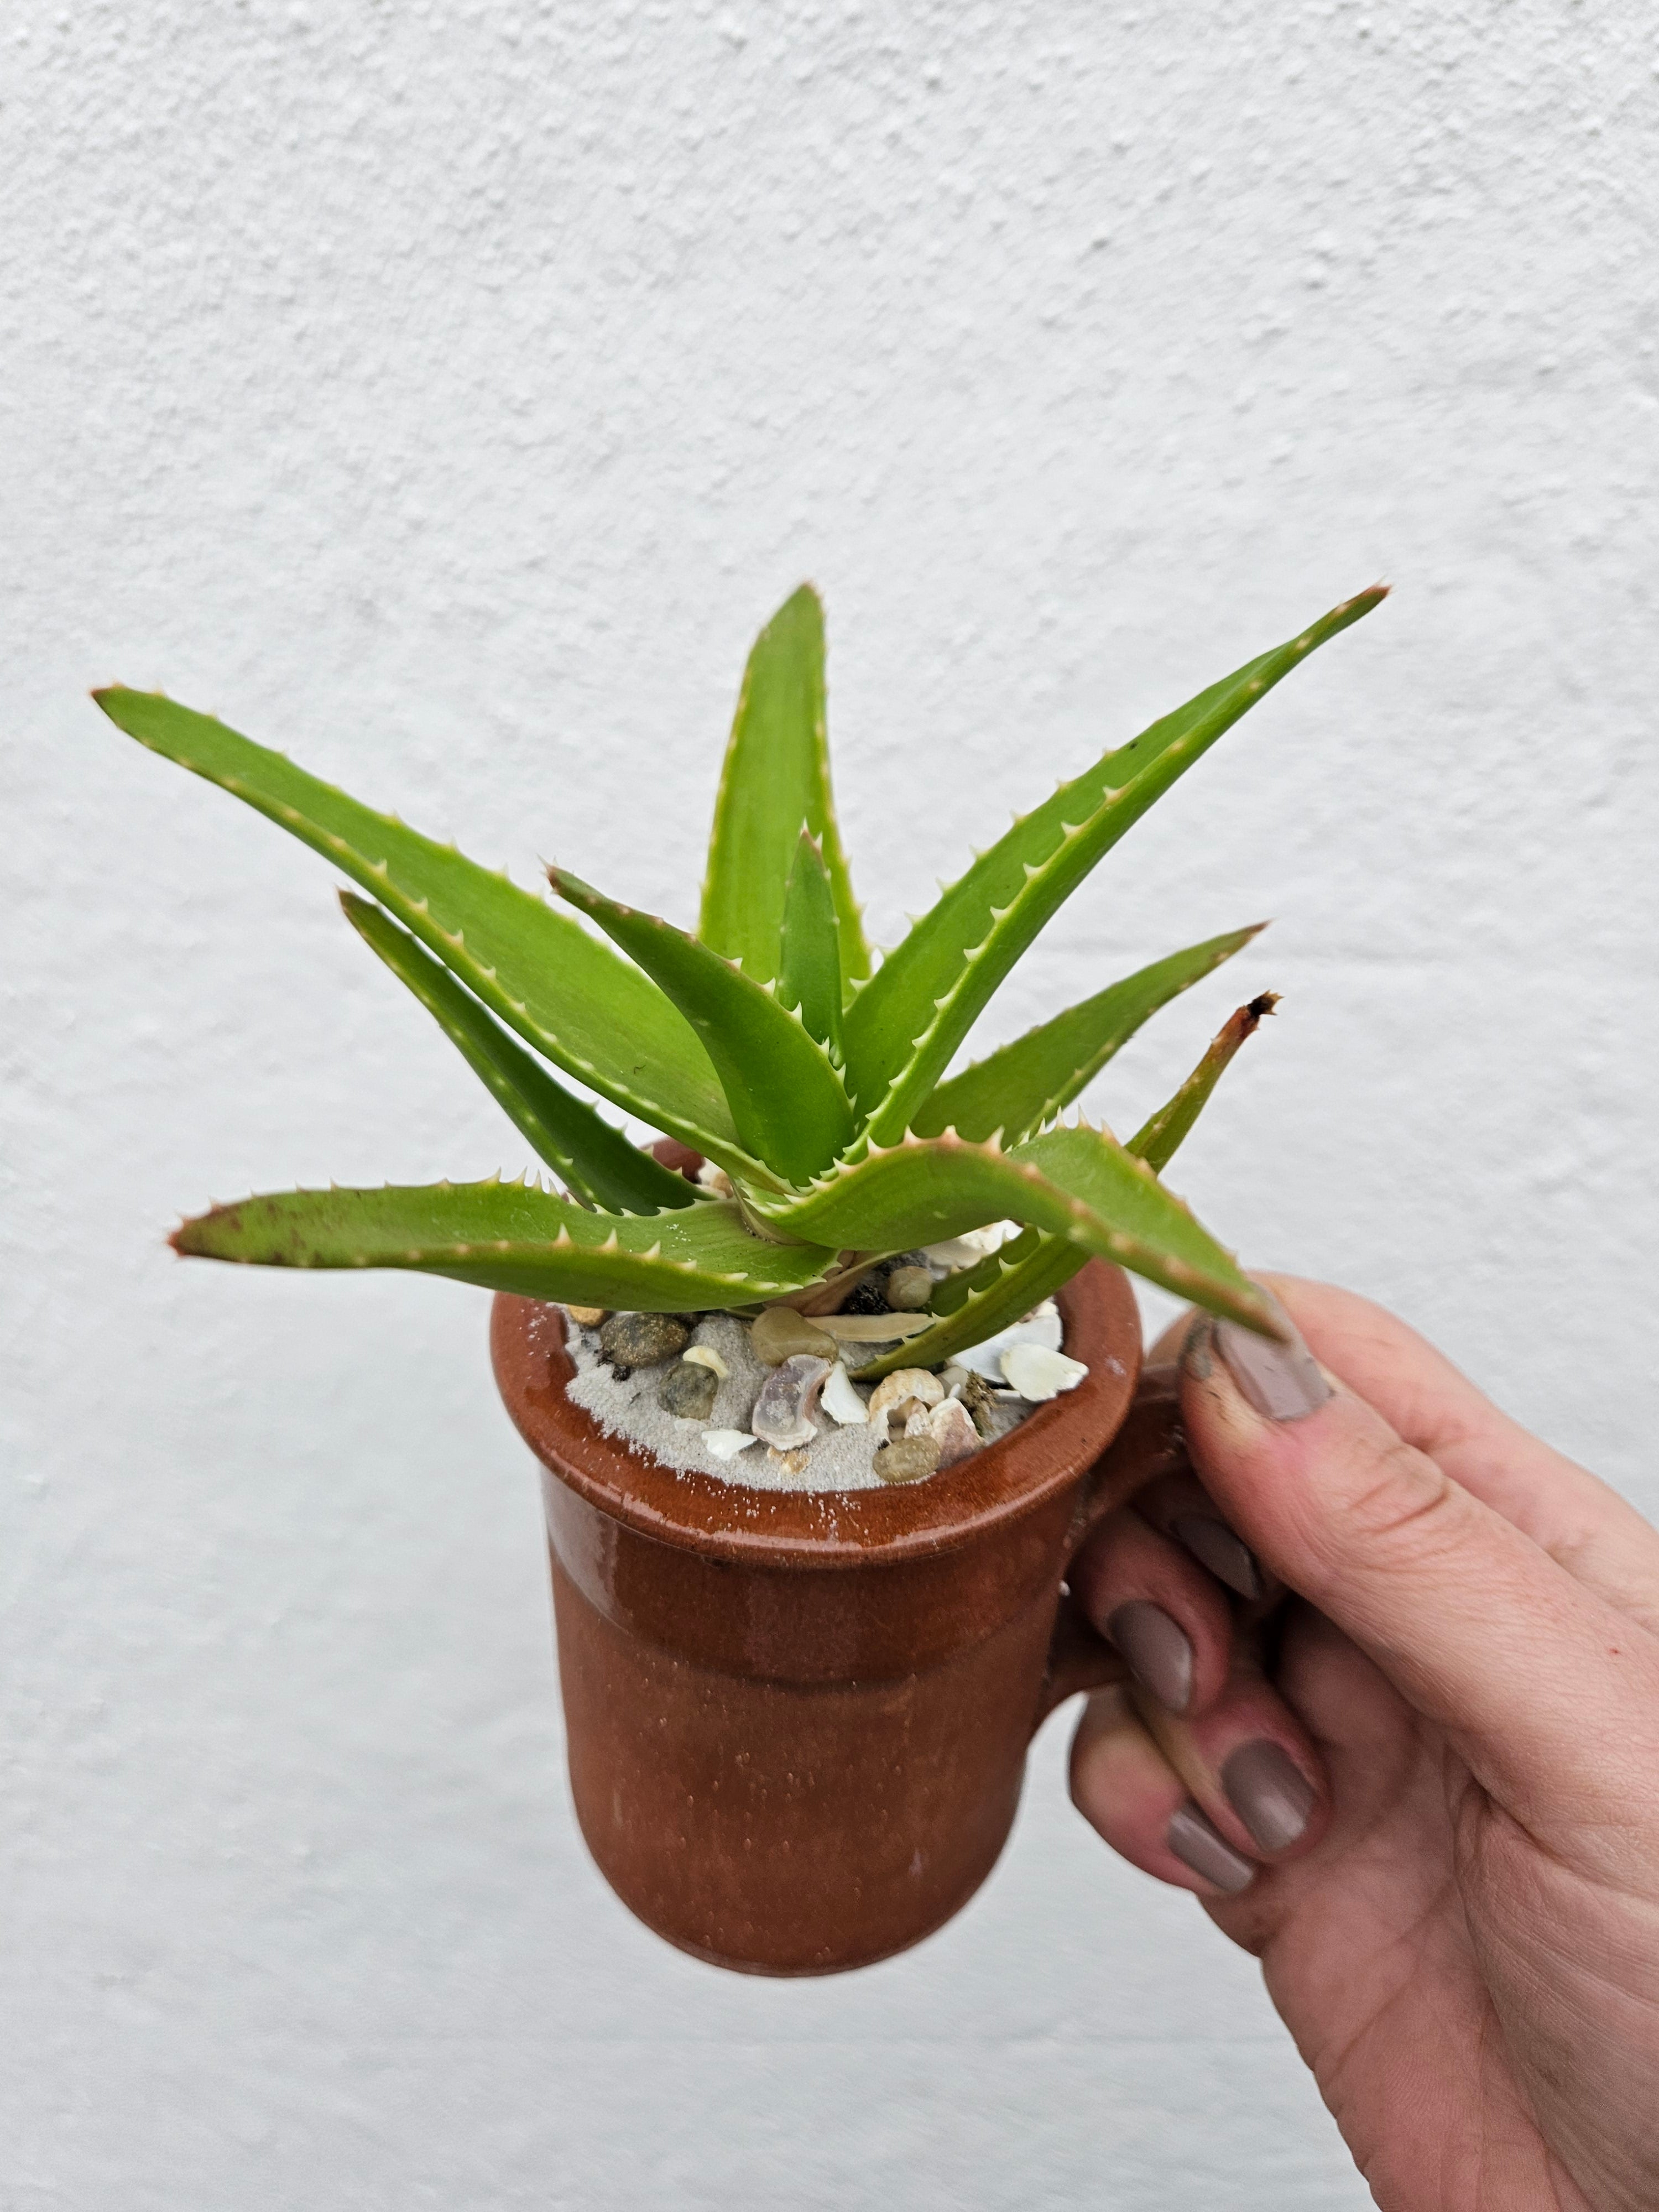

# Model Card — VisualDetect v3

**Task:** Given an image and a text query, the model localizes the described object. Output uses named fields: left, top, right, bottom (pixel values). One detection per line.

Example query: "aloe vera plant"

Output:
left=96, top=581, right=1383, bottom=1371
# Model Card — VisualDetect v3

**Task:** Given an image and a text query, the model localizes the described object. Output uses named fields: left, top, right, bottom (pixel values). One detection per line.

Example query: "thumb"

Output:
left=1178, top=1300, right=1659, bottom=1844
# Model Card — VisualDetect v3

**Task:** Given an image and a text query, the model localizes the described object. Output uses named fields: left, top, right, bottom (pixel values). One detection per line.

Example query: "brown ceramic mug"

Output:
left=491, top=1259, right=1166, bottom=1976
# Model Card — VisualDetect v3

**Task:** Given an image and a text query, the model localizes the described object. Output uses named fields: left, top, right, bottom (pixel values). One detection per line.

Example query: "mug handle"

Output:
left=1031, top=1360, right=1187, bottom=1732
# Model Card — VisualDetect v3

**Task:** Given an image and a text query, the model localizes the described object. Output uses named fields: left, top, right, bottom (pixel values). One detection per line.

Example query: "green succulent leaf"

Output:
left=911, top=923, right=1263, bottom=1146
left=93, top=687, right=773, bottom=1185
left=873, top=987, right=1283, bottom=1375
left=340, top=893, right=698, bottom=1214
left=778, top=830, right=844, bottom=1058
left=841, top=587, right=1386, bottom=1141
left=549, top=867, right=855, bottom=1186
left=745, top=1125, right=1276, bottom=1332
left=1129, top=992, right=1279, bottom=1175
left=173, top=1180, right=839, bottom=1307
left=852, top=1230, right=1087, bottom=1381
left=697, top=584, right=870, bottom=988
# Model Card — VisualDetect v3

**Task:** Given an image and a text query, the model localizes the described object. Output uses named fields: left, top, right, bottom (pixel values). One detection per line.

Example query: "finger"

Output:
left=1068, top=1506, right=1238, bottom=1715
left=1134, top=1467, right=1274, bottom=1604
left=1181, top=1305, right=1659, bottom=1852
left=1130, top=1645, right=1332, bottom=1866
left=1260, top=1276, right=1659, bottom=1628
left=1070, top=1685, right=1258, bottom=1896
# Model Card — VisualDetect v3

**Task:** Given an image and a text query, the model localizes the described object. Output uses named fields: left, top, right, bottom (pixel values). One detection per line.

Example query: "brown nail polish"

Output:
left=1107, top=1600, right=1194, bottom=1714
left=1222, top=1739, right=1315, bottom=1853
left=1215, top=1291, right=1331, bottom=1423
left=1167, top=1801, right=1255, bottom=1892
left=1171, top=1514, right=1261, bottom=1600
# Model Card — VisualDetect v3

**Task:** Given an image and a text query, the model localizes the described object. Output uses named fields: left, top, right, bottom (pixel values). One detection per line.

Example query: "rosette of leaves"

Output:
left=96, top=581, right=1383, bottom=1368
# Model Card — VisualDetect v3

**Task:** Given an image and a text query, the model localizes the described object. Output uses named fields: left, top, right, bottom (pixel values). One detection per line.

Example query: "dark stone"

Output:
left=658, top=1359, right=719, bottom=1421
left=599, top=1311, right=691, bottom=1373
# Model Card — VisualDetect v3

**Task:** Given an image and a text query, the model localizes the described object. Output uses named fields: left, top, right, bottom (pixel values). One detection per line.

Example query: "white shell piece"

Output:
left=868, top=1368, right=946, bottom=1420
left=820, top=1363, right=869, bottom=1426
left=751, top=1354, right=831, bottom=1449
left=682, top=1344, right=729, bottom=1380
left=903, top=1405, right=935, bottom=1438
left=956, top=1306, right=1066, bottom=1382
left=940, top=1365, right=971, bottom=1398
left=1000, top=1343, right=1089, bottom=1401
left=927, top=1397, right=982, bottom=1467
left=922, top=1222, right=1019, bottom=1271
left=815, top=1312, right=936, bottom=1342
left=703, top=1429, right=757, bottom=1460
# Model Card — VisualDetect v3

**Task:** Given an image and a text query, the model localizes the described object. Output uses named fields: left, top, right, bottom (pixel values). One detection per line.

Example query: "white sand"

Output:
left=562, top=1310, right=1035, bottom=1493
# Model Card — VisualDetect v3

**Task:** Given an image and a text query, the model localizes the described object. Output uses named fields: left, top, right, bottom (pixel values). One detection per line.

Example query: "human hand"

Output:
left=1067, top=1276, right=1659, bottom=2211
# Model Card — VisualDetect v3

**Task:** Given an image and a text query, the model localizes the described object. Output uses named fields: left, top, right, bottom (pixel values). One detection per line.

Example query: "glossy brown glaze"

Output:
left=491, top=1261, right=1154, bottom=1975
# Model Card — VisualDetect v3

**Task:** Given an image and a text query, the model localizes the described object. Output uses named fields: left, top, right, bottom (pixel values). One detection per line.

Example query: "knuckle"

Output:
left=1333, top=1438, right=1465, bottom=1564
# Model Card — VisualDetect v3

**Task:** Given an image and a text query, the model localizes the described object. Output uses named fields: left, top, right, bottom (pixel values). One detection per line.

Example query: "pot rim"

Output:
left=491, top=1259, right=1142, bottom=1571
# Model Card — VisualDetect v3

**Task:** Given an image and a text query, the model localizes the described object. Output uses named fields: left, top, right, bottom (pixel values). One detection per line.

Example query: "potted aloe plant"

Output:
left=96, top=578, right=1383, bottom=1974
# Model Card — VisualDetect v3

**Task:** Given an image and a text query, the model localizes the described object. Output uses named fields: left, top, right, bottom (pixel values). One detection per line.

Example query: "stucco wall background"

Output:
left=4, top=4, right=1657, bottom=2205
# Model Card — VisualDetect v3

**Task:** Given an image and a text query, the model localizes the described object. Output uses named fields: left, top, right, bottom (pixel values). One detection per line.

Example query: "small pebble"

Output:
left=658, top=1360, right=719, bottom=1421
left=868, top=1368, right=945, bottom=1421
left=872, top=1436, right=941, bottom=1484
left=820, top=1363, right=869, bottom=1425
left=682, top=1344, right=729, bottom=1380
left=884, top=1265, right=935, bottom=1312
left=751, top=1354, right=831, bottom=1448
left=703, top=1429, right=757, bottom=1461
left=766, top=1444, right=812, bottom=1480
left=599, top=1311, right=690, bottom=1370
left=1001, top=1343, right=1089, bottom=1400
left=926, top=1397, right=982, bottom=1467
left=750, top=1305, right=838, bottom=1366
left=567, top=1305, right=608, bottom=1328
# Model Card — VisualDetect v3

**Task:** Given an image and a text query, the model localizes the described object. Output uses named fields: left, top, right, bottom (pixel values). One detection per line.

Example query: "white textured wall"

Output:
left=6, top=4, right=1657, bottom=2205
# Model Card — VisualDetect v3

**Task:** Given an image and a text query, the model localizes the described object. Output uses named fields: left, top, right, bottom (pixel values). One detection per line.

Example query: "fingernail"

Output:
left=1167, top=1802, right=1255, bottom=1892
left=1223, top=1740, right=1315, bottom=1853
left=1107, top=1600, right=1194, bottom=1714
left=1172, top=1514, right=1261, bottom=1600
left=1180, top=1315, right=1215, bottom=1378
left=1215, top=1292, right=1331, bottom=1423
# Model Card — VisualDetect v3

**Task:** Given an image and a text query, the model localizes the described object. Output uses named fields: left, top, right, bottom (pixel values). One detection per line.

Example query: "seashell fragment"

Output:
left=956, top=1303, right=1065, bottom=1381
left=1000, top=1343, right=1089, bottom=1401
left=868, top=1368, right=945, bottom=1421
left=820, top=1363, right=869, bottom=1426
left=682, top=1343, right=729, bottom=1380
left=703, top=1429, right=757, bottom=1461
left=926, top=1396, right=982, bottom=1467
left=750, top=1354, right=831, bottom=1448
left=815, top=1312, right=935, bottom=1342
left=766, top=1445, right=812, bottom=1480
